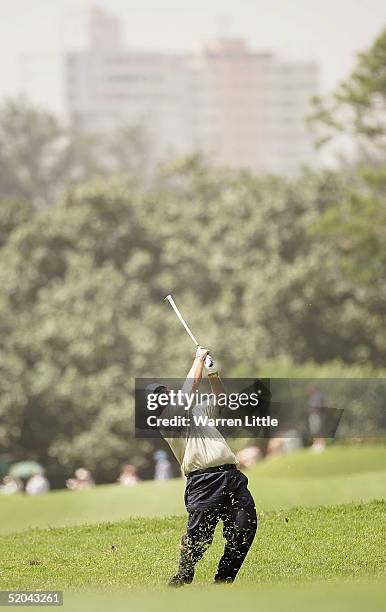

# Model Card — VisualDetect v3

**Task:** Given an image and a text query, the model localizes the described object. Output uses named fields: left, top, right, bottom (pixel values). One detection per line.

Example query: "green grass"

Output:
left=1, top=445, right=385, bottom=535
left=1, top=447, right=385, bottom=611
left=63, top=581, right=386, bottom=612
left=252, top=445, right=386, bottom=478
left=0, top=501, right=384, bottom=591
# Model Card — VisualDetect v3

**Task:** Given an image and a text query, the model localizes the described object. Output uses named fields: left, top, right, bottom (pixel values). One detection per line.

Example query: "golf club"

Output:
left=164, top=294, right=214, bottom=368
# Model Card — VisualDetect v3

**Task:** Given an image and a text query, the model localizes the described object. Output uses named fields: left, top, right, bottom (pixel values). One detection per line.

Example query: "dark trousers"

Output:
left=176, top=467, right=257, bottom=583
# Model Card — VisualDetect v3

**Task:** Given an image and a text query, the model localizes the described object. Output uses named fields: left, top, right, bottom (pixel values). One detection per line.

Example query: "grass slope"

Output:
left=0, top=501, right=384, bottom=591
left=252, top=445, right=386, bottom=478
left=1, top=446, right=385, bottom=535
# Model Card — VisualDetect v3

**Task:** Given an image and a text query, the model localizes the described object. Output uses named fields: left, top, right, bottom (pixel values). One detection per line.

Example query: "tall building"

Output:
left=65, top=7, right=318, bottom=175
left=65, top=7, right=191, bottom=162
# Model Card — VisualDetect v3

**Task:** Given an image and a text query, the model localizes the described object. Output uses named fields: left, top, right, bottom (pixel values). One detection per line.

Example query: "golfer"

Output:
left=146, top=347, right=257, bottom=586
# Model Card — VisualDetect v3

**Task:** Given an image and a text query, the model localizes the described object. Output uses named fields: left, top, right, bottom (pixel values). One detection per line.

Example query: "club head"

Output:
left=164, top=294, right=172, bottom=302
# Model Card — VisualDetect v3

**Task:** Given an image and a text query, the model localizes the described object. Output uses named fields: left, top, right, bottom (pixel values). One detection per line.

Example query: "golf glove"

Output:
left=204, top=354, right=218, bottom=374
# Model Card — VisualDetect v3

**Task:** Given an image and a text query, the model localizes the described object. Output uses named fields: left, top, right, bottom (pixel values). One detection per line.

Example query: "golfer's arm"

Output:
left=181, top=357, right=204, bottom=396
left=208, top=373, right=225, bottom=416
left=208, top=373, right=225, bottom=400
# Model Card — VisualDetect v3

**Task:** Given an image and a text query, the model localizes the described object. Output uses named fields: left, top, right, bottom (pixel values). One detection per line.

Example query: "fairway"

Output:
left=0, top=501, right=384, bottom=590
left=1, top=445, right=385, bottom=535
left=0, top=446, right=386, bottom=612
left=1, top=445, right=385, bottom=611
left=64, top=581, right=386, bottom=612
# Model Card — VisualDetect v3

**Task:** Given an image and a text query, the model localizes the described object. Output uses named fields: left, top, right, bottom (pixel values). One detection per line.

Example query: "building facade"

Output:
left=65, top=7, right=318, bottom=175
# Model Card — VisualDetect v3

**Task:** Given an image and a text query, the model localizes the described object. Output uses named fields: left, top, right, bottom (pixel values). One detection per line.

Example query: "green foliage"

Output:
left=0, top=181, right=160, bottom=483
left=235, top=358, right=386, bottom=437
left=308, top=166, right=386, bottom=364
left=0, top=99, right=151, bottom=206
left=0, top=159, right=385, bottom=483
left=0, top=199, right=33, bottom=248
left=0, top=99, right=72, bottom=205
left=309, top=27, right=386, bottom=158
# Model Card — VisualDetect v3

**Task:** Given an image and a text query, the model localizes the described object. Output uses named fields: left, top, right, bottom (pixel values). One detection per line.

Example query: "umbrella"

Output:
left=9, top=461, right=45, bottom=479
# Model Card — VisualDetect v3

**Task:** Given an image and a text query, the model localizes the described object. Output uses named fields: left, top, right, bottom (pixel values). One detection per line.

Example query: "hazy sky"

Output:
left=1, top=0, right=386, bottom=113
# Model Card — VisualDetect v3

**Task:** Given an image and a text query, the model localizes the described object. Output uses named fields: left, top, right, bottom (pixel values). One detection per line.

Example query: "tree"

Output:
left=307, top=27, right=386, bottom=364
left=308, top=166, right=386, bottom=365
left=0, top=157, right=384, bottom=485
left=0, top=198, right=33, bottom=248
left=0, top=99, right=153, bottom=206
left=309, top=27, right=386, bottom=161
left=0, top=99, right=74, bottom=206
left=0, top=180, right=164, bottom=485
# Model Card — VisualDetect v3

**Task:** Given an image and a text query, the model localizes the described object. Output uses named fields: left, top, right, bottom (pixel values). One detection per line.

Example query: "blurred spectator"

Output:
left=154, top=450, right=172, bottom=481
left=118, top=464, right=139, bottom=487
left=280, top=430, right=303, bottom=454
left=266, top=429, right=302, bottom=456
left=25, top=473, right=50, bottom=496
left=0, top=475, right=22, bottom=495
left=66, top=467, right=95, bottom=491
left=236, top=445, right=261, bottom=469
left=306, top=384, right=326, bottom=453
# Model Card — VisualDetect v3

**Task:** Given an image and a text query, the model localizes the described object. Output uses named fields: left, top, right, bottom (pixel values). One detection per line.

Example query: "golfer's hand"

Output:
left=196, top=346, right=209, bottom=361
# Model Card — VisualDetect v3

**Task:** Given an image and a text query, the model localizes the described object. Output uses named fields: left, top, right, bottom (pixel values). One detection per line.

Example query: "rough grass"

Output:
left=0, top=501, right=384, bottom=591
left=1, top=445, right=385, bottom=535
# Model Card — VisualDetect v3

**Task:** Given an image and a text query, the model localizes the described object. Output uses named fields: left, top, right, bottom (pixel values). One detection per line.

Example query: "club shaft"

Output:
left=164, top=295, right=199, bottom=346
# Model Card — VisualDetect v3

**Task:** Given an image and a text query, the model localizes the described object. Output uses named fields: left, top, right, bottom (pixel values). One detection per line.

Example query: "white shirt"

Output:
left=161, top=396, right=237, bottom=477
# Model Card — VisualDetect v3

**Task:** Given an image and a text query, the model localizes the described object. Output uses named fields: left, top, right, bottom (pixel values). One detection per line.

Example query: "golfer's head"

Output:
left=145, top=383, right=170, bottom=415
